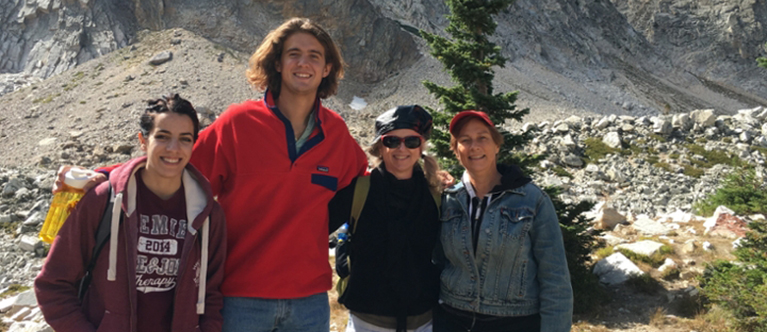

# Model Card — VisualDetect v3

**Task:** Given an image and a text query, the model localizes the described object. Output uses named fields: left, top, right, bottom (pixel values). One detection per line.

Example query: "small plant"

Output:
left=583, top=137, right=622, bottom=163
left=696, top=137, right=708, bottom=143
left=552, top=166, right=573, bottom=179
left=0, top=221, right=19, bottom=234
left=594, top=246, right=614, bottom=260
left=683, top=165, right=705, bottom=178
left=626, top=143, right=644, bottom=155
left=0, top=284, right=30, bottom=298
left=661, top=267, right=680, bottom=280
left=723, top=137, right=733, bottom=143
left=653, top=161, right=673, bottom=173
left=674, top=290, right=704, bottom=318
left=32, top=93, right=60, bottom=104
left=684, top=305, right=735, bottom=331
left=649, top=134, right=667, bottom=143
left=617, top=246, right=672, bottom=268
left=669, top=153, right=680, bottom=159
left=649, top=307, right=670, bottom=327
left=686, top=144, right=742, bottom=168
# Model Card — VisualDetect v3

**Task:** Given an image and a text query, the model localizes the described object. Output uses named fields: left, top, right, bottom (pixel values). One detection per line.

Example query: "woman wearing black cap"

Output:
left=433, top=111, right=572, bottom=332
left=328, top=105, right=442, bottom=332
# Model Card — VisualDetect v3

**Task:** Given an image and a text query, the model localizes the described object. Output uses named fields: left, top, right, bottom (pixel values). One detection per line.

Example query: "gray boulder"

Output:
left=652, top=117, right=672, bottom=135
left=672, top=113, right=692, bottom=130
left=593, top=253, right=644, bottom=286
left=562, top=154, right=584, bottom=167
left=691, top=109, right=717, bottom=127
left=616, top=240, right=665, bottom=257
left=594, top=117, right=611, bottom=130
left=631, top=215, right=672, bottom=235
left=149, top=51, right=173, bottom=65
left=602, top=132, right=622, bottom=149
left=18, top=235, right=42, bottom=253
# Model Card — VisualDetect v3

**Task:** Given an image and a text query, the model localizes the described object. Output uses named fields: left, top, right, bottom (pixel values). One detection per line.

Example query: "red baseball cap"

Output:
left=449, top=111, right=495, bottom=136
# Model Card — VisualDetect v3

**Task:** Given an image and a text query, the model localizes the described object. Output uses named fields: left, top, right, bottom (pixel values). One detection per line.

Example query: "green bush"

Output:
left=648, top=134, right=667, bottom=143
left=700, top=220, right=767, bottom=331
left=653, top=161, right=673, bottom=173
left=547, top=187, right=609, bottom=314
left=683, top=165, right=705, bottom=178
left=583, top=137, right=622, bottom=163
left=686, top=144, right=743, bottom=169
left=694, top=168, right=767, bottom=216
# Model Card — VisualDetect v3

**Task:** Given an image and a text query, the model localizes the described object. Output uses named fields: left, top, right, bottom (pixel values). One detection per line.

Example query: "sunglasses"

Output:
left=381, top=135, right=423, bottom=149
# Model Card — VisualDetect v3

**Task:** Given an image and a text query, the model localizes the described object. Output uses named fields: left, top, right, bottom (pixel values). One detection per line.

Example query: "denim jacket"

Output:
left=438, top=171, right=573, bottom=331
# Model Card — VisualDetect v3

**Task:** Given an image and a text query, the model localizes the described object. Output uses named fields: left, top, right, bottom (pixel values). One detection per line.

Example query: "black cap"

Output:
left=373, top=105, right=433, bottom=142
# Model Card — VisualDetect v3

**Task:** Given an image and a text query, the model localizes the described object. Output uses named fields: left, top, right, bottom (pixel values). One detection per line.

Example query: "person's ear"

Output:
left=138, top=132, right=148, bottom=152
left=322, top=63, right=331, bottom=78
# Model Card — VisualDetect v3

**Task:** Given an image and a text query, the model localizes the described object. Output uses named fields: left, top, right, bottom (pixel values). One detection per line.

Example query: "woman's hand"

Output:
left=52, top=166, right=106, bottom=193
left=438, top=170, right=455, bottom=189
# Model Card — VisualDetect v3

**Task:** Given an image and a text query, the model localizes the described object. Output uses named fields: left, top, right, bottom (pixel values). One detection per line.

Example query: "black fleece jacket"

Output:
left=328, top=165, right=440, bottom=325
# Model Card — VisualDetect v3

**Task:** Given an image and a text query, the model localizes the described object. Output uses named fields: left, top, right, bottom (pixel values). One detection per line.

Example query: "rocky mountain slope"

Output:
left=2, top=0, right=767, bottom=122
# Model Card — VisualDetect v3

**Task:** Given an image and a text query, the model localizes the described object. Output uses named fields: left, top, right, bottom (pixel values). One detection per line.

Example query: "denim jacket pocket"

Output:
left=499, top=207, right=534, bottom=238
left=495, top=206, right=534, bottom=301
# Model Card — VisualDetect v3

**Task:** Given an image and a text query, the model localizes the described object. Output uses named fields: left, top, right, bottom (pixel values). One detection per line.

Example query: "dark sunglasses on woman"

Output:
left=382, top=135, right=423, bottom=149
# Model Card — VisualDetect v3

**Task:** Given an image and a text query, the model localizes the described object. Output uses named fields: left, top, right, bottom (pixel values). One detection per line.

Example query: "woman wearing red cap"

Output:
left=433, top=111, right=572, bottom=332
left=328, top=105, right=442, bottom=332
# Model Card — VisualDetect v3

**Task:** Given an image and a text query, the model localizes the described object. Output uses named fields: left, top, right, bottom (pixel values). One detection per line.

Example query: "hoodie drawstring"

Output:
left=196, top=216, right=210, bottom=314
left=107, top=192, right=122, bottom=281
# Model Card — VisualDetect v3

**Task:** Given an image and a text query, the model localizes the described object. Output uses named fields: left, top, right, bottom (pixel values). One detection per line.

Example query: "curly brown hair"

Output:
left=245, top=17, right=345, bottom=99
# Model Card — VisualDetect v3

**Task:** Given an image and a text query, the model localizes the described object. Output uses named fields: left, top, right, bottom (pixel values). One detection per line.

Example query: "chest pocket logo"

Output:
left=311, top=174, right=338, bottom=191
left=499, top=207, right=534, bottom=239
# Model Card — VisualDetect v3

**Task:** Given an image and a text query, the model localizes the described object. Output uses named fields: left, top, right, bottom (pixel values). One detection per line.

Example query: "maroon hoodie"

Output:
left=35, top=157, right=226, bottom=332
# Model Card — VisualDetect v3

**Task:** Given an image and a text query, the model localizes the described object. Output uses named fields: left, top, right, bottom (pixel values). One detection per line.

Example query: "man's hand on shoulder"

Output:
left=52, top=165, right=107, bottom=194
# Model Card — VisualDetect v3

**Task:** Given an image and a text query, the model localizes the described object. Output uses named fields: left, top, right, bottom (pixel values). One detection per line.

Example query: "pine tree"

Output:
left=421, top=0, right=607, bottom=314
left=420, top=0, right=530, bottom=175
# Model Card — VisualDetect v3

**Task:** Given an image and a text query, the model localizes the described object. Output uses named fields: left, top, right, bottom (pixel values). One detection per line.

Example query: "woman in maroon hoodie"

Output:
left=35, top=94, right=227, bottom=332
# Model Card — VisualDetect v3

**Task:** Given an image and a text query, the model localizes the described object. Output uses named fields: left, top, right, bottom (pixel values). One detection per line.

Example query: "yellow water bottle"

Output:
left=39, top=168, right=96, bottom=243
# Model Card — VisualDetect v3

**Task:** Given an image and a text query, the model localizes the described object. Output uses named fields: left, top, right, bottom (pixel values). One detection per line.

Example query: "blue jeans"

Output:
left=222, top=293, right=330, bottom=332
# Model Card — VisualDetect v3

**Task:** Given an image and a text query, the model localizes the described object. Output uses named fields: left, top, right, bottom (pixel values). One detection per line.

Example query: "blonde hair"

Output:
left=368, top=141, right=442, bottom=195
left=245, top=17, right=345, bottom=99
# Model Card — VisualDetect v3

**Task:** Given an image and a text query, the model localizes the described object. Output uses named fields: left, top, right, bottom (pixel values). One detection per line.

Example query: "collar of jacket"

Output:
left=107, top=156, right=214, bottom=233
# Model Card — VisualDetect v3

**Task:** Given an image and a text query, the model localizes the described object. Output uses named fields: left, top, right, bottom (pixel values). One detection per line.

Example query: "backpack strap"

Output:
left=349, top=176, right=370, bottom=234
left=431, top=190, right=442, bottom=213
left=345, top=176, right=370, bottom=275
left=78, top=182, right=122, bottom=300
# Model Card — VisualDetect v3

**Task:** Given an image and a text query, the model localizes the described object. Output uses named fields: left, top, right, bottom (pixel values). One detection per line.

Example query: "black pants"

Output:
left=432, top=303, right=541, bottom=332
